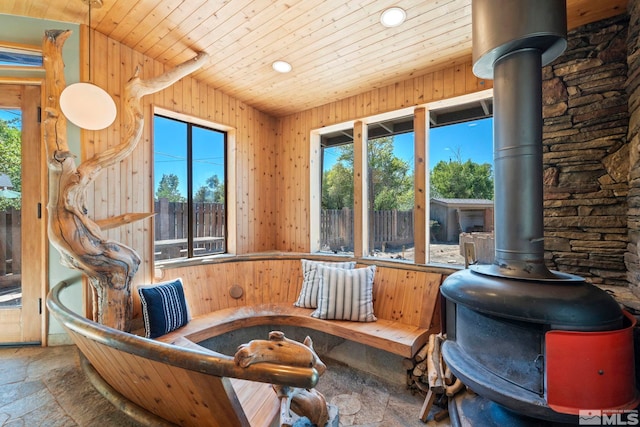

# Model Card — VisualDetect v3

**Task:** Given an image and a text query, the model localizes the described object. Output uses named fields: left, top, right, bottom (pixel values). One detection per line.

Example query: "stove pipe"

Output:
left=440, top=0, right=639, bottom=423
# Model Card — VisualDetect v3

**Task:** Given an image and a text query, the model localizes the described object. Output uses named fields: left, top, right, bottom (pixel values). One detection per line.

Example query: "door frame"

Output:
left=0, top=78, right=47, bottom=345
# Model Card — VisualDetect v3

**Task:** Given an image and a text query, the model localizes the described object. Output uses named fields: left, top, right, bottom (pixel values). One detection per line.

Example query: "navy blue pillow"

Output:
left=138, top=279, right=189, bottom=338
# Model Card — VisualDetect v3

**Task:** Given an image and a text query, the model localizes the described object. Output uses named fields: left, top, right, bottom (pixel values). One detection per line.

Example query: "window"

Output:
left=320, top=137, right=354, bottom=253
left=366, top=119, right=415, bottom=261
left=314, top=90, right=494, bottom=266
left=0, top=42, right=43, bottom=69
left=153, top=114, right=227, bottom=261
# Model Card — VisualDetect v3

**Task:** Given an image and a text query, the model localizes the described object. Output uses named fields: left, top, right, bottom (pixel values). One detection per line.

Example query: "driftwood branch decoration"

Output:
left=235, top=331, right=330, bottom=427
left=42, top=29, right=209, bottom=331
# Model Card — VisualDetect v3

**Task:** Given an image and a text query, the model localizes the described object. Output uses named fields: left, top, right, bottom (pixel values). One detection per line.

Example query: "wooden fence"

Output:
left=154, top=199, right=226, bottom=260
left=154, top=200, right=414, bottom=259
left=320, top=208, right=414, bottom=252
left=0, top=208, right=20, bottom=283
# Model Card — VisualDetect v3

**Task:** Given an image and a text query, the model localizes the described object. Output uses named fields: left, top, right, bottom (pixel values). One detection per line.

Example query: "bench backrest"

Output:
left=157, top=256, right=445, bottom=329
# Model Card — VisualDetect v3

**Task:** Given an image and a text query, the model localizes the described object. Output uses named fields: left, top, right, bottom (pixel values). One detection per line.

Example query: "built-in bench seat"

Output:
left=155, top=254, right=447, bottom=360
left=158, top=303, right=432, bottom=358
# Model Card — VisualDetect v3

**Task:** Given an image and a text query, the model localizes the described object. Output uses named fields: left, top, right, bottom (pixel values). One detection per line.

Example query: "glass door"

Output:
left=0, top=84, right=43, bottom=344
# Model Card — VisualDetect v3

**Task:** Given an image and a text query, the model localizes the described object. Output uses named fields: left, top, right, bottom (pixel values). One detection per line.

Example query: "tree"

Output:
left=321, top=136, right=414, bottom=211
left=155, top=173, right=184, bottom=202
left=194, top=174, right=225, bottom=203
left=430, top=151, right=493, bottom=199
left=0, top=118, right=22, bottom=211
left=367, top=137, right=413, bottom=211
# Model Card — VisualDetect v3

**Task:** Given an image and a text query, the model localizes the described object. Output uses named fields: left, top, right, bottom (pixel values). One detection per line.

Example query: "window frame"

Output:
left=152, top=107, right=236, bottom=263
left=311, top=89, right=493, bottom=265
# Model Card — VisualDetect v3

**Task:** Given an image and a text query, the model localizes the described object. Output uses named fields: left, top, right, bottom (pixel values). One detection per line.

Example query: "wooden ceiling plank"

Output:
left=209, top=0, right=465, bottom=89
left=211, top=4, right=470, bottom=98
left=191, top=0, right=312, bottom=61
left=128, top=0, right=208, bottom=52
left=153, top=0, right=257, bottom=63
left=96, top=0, right=141, bottom=37
left=106, top=0, right=161, bottom=40
left=200, top=0, right=406, bottom=80
left=142, top=0, right=221, bottom=59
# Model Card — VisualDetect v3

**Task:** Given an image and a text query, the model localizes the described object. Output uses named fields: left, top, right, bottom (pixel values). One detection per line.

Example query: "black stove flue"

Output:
left=440, top=0, right=639, bottom=423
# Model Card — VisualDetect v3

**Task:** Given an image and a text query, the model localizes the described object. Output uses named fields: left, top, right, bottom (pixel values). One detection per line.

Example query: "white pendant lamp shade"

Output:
left=60, top=82, right=117, bottom=130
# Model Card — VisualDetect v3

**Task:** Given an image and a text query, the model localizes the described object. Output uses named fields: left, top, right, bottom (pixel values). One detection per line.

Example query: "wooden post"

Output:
left=42, top=29, right=209, bottom=330
left=414, top=107, right=428, bottom=264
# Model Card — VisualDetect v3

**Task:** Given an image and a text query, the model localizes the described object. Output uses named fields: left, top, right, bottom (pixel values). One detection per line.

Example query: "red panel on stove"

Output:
left=546, top=311, right=639, bottom=415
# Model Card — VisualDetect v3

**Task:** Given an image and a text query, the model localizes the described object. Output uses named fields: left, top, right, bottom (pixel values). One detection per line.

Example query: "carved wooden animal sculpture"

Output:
left=42, top=29, right=208, bottom=331
left=235, top=331, right=330, bottom=426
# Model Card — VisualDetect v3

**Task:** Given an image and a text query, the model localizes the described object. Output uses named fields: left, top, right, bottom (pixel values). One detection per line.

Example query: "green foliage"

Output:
left=430, top=151, right=493, bottom=200
left=155, top=173, right=185, bottom=202
left=194, top=174, right=225, bottom=203
left=321, top=136, right=414, bottom=211
left=0, top=118, right=22, bottom=211
left=367, top=137, right=413, bottom=211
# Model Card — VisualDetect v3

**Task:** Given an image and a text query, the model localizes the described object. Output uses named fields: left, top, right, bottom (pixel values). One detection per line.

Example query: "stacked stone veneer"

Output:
left=542, top=14, right=630, bottom=287
left=627, top=0, right=640, bottom=297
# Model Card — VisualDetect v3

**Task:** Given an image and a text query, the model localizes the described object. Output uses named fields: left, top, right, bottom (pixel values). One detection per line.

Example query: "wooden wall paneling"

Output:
left=417, top=272, right=443, bottom=330
left=432, top=69, right=444, bottom=100
left=414, top=76, right=424, bottom=105
left=423, top=73, right=434, bottom=105
left=454, top=63, right=466, bottom=96
left=464, top=61, right=477, bottom=92
left=391, top=269, right=411, bottom=323
left=199, top=81, right=208, bottom=120
left=372, top=267, right=395, bottom=322
left=442, top=67, right=454, bottom=99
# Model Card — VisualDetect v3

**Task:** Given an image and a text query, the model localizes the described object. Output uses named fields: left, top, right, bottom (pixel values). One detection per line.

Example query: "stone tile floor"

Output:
left=0, top=344, right=439, bottom=427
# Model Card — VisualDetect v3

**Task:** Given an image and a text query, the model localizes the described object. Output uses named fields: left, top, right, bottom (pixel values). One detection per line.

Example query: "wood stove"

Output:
left=440, top=0, right=639, bottom=423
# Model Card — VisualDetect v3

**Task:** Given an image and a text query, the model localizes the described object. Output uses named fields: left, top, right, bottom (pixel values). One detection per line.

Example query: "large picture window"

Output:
left=153, top=114, right=227, bottom=261
left=315, top=91, right=494, bottom=266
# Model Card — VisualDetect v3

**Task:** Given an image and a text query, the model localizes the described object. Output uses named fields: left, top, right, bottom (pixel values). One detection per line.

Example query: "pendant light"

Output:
left=60, top=0, right=117, bottom=130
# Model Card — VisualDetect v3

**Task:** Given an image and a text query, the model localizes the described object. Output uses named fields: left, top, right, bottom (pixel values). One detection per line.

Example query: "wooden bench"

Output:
left=155, top=254, right=445, bottom=359
left=47, top=279, right=319, bottom=427
left=49, top=254, right=448, bottom=426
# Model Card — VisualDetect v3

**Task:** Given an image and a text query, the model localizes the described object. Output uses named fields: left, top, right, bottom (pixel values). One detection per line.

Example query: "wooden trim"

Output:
left=0, top=40, right=42, bottom=53
left=0, top=77, right=42, bottom=86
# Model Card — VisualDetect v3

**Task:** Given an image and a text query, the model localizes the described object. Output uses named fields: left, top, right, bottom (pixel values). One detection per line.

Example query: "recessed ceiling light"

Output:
left=272, top=60, right=292, bottom=73
left=380, top=7, right=406, bottom=28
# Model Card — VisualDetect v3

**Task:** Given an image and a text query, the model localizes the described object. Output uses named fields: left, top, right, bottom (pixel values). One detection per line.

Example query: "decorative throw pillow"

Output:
left=311, top=265, right=377, bottom=322
left=138, top=278, right=189, bottom=338
left=294, top=259, right=356, bottom=308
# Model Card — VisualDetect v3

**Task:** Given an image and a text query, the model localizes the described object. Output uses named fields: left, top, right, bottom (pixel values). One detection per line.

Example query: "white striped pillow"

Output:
left=294, top=259, right=356, bottom=308
left=311, top=265, right=377, bottom=322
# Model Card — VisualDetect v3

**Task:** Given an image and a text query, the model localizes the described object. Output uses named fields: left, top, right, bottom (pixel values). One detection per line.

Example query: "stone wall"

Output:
left=627, top=0, right=640, bottom=297
left=542, top=14, right=629, bottom=286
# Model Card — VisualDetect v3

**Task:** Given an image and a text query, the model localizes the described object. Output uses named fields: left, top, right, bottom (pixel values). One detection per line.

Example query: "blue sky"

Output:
left=153, top=115, right=225, bottom=198
left=0, top=109, right=21, bottom=125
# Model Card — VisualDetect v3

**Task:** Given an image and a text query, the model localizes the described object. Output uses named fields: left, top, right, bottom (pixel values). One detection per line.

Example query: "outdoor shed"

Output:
left=430, top=198, right=494, bottom=243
